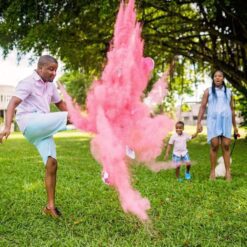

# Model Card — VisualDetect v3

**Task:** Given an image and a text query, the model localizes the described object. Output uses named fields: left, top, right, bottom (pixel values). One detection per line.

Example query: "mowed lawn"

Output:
left=0, top=129, right=246, bottom=246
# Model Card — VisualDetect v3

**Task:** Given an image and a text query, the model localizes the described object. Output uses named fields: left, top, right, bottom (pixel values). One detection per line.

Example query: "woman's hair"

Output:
left=211, top=70, right=227, bottom=98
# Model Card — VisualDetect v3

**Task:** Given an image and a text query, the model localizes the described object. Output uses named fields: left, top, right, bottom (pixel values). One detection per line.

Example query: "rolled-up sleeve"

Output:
left=14, top=80, right=32, bottom=101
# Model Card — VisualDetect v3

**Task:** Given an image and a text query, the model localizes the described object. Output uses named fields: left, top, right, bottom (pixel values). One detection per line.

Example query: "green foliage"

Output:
left=232, top=89, right=247, bottom=127
left=0, top=0, right=246, bottom=106
left=227, top=83, right=247, bottom=127
left=181, top=103, right=191, bottom=112
left=0, top=131, right=246, bottom=245
left=50, top=103, right=59, bottom=113
left=169, top=57, right=195, bottom=96
left=140, top=0, right=247, bottom=97
left=60, top=70, right=94, bottom=105
left=0, top=0, right=119, bottom=71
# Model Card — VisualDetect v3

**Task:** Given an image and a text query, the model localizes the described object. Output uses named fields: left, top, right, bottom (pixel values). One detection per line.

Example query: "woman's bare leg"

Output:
left=221, top=137, right=232, bottom=181
left=209, top=137, right=220, bottom=180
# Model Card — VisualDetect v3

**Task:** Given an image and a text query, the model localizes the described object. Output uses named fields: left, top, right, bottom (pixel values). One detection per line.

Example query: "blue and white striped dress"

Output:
left=207, top=87, right=232, bottom=143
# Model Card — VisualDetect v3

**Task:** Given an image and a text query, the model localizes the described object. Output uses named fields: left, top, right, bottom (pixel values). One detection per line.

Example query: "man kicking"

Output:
left=0, top=55, right=70, bottom=218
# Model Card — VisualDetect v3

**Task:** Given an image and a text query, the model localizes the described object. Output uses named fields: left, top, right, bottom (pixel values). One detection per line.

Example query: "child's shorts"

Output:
left=23, top=112, right=68, bottom=165
left=172, top=153, right=191, bottom=167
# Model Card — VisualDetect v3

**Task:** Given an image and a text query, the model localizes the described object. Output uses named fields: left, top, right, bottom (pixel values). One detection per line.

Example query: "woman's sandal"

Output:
left=43, top=206, right=62, bottom=218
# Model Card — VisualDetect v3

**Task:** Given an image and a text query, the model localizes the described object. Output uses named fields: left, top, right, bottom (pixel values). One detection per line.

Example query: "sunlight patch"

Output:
left=23, top=181, right=42, bottom=191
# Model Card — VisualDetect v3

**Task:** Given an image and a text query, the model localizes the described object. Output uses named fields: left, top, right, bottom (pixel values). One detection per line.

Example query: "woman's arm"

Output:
left=230, top=95, right=238, bottom=134
left=197, top=89, right=209, bottom=133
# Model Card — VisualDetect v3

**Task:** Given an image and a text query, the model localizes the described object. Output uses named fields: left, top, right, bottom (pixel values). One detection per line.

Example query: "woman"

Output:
left=197, top=70, right=238, bottom=181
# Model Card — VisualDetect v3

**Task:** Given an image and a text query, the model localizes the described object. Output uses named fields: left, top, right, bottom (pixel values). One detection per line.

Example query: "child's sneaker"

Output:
left=185, top=172, right=191, bottom=180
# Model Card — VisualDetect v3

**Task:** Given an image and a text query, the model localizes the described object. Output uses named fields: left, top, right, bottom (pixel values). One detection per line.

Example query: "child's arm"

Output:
left=191, top=130, right=199, bottom=139
left=165, top=144, right=172, bottom=160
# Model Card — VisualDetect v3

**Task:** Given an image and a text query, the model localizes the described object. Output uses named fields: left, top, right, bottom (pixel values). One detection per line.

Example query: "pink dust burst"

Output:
left=60, top=0, right=174, bottom=221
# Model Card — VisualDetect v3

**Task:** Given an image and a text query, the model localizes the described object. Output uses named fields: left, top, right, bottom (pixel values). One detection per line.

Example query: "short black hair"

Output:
left=37, top=55, right=58, bottom=68
left=176, top=121, right=184, bottom=127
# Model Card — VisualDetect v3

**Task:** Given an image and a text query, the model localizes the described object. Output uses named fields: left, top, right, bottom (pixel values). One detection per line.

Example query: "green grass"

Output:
left=0, top=130, right=246, bottom=246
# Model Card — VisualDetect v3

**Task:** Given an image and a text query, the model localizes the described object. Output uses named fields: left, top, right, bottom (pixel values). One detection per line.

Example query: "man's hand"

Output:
left=0, top=127, right=11, bottom=144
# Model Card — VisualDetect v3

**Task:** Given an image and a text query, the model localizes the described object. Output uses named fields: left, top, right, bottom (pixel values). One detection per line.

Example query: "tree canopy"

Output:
left=140, top=0, right=247, bottom=96
left=0, top=0, right=246, bottom=97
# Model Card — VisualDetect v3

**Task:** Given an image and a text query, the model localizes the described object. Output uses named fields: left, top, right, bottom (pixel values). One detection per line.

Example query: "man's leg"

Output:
left=23, top=113, right=68, bottom=217
left=209, top=137, right=220, bottom=180
left=24, top=112, right=68, bottom=144
left=45, top=156, right=57, bottom=209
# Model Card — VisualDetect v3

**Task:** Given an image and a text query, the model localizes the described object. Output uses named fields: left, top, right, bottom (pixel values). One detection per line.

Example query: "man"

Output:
left=0, top=55, right=69, bottom=218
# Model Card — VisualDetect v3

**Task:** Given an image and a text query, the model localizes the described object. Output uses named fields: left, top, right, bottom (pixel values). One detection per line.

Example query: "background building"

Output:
left=176, top=101, right=243, bottom=126
left=176, top=102, right=207, bottom=126
left=0, top=85, right=15, bottom=129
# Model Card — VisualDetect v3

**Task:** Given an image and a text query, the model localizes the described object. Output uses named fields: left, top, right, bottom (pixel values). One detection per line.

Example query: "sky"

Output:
left=0, top=50, right=35, bottom=87
left=0, top=49, right=64, bottom=87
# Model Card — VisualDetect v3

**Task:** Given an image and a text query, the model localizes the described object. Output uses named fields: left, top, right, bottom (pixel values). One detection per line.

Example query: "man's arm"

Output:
left=0, top=96, right=22, bottom=143
left=197, top=89, right=209, bottom=133
left=55, top=100, right=68, bottom=111
left=55, top=100, right=72, bottom=124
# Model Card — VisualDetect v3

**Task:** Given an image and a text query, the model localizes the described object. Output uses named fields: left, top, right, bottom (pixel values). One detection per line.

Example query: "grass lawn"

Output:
left=0, top=130, right=246, bottom=246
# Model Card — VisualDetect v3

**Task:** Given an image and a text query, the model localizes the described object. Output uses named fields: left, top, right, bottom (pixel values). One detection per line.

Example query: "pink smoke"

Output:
left=144, top=68, right=170, bottom=111
left=60, top=0, right=174, bottom=221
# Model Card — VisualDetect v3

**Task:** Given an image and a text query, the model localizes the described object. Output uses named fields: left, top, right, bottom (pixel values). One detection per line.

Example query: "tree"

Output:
left=0, top=0, right=246, bottom=98
left=140, top=0, right=247, bottom=96
left=60, top=70, right=94, bottom=105
left=0, top=0, right=118, bottom=72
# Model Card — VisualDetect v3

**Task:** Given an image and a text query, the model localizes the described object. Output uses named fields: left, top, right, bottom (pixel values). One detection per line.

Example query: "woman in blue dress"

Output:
left=197, top=70, right=238, bottom=181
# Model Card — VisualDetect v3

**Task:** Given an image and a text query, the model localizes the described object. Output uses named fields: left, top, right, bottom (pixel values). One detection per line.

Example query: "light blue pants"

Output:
left=23, top=112, right=68, bottom=165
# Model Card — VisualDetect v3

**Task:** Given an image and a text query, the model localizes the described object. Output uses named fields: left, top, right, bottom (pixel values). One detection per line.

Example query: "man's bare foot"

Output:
left=43, top=206, right=62, bottom=218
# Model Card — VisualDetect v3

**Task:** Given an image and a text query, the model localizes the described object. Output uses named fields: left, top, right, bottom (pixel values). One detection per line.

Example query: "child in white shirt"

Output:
left=165, top=121, right=198, bottom=181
